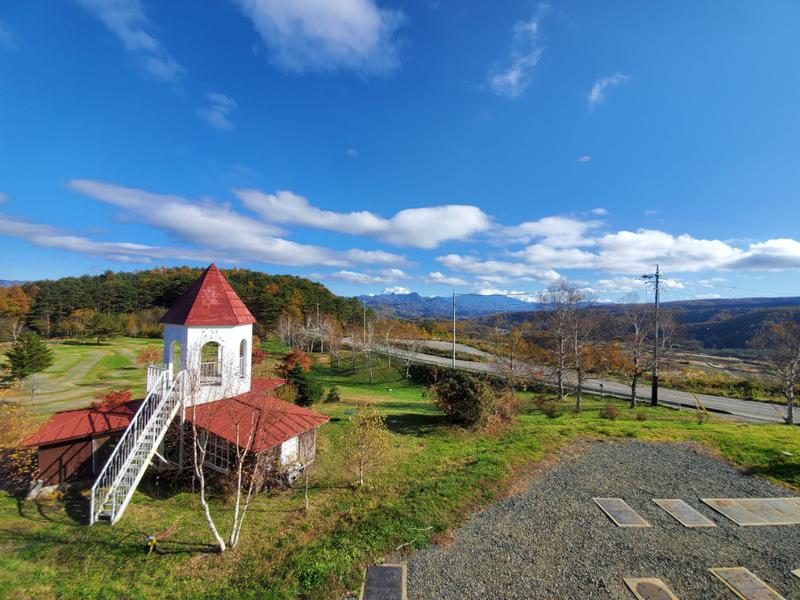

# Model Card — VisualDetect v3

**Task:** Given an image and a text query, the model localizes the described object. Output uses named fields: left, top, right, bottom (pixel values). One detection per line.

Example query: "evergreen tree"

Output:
left=5, top=332, right=54, bottom=382
left=286, top=362, right=323, bottom=406
left=88, top=313, right=122, bottom=344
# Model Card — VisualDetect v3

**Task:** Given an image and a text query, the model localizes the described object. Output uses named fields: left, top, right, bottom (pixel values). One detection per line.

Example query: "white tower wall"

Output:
left=163, top=322, right=253, bottom=406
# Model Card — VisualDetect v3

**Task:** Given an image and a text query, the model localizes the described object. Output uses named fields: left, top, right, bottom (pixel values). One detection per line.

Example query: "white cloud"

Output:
left=232, top=0, right=404, bottom=74
left=695, top=293, right=722, bottom=300
left=511, top=226, right=800, bottom=274
left=474, top=286, right=539, bottom=302
left=588, top=73, right=630, bottom=107
left=596, top=276, right=683, bottom=293
left=65, top=179, right=405, bottom=267
left=425, top=271, right=467, bottom=286
left=487, top=4, right=547, bottom=98
left=437, top=254, right=561, bottom=281
left=346, top=148, right=360, bottom=157
left=236, top=189, right=492, bottom=249
left=0, top=18, right=16, bottom=49
left=577, top=155, right=592, bottom=163
left=0, top=192, right=6, bottom=204
left=382, top=286, right=410, bottom=294
left=196, top=93, right=238, bottom=131
left=329, top=268, right=406, bottom=285
left=590, top=207, right=607, bottom=215
left=74, top=0, right=184, bottom=82
left=0, top=215, right=212, bottom=264
left=500, top=215, right=601, bottom=247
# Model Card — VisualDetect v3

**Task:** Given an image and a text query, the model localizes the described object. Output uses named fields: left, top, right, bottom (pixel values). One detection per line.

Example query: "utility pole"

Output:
left=452, top=291, right=456, bottom=368
left=642, top=264, right=660, bottom=406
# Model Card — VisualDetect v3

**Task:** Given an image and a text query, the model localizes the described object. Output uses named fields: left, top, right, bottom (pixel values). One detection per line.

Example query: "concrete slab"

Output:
left=702, top=498, right=800, bottom=526
left=593, top=498, right=651, bottom=527
left=653, top=499, right=716, bottom=528
left=710, top=567, right=786, bottom=600
left=623, top=577, right=681, bottom=600
left=791, top=568, right=799, bottom=579
left=361, top=563, right=407, bottom=600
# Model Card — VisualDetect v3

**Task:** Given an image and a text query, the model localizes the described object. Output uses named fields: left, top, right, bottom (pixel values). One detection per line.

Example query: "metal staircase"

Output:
left=90, top=367, right=186, bottom=525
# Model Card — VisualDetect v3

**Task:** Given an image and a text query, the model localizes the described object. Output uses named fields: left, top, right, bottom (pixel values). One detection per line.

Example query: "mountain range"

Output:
left=360, top=292, right=541, bottom=318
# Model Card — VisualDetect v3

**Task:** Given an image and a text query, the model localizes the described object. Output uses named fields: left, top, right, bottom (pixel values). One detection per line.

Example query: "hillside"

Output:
left=17, top=267, right=363, bottom=336
left=360, top=292, right=540, bottom=318
left=486, top=296, right=800, bottom=351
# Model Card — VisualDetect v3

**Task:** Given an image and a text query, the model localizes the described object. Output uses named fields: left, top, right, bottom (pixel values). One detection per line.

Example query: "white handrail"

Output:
left=90, top=370, right=186, bottom=524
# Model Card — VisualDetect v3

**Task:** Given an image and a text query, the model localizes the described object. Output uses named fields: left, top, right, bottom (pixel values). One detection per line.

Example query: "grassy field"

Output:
left=1, top=351, right=798, bottom=599
left=2, top=337, right=163, bottom=416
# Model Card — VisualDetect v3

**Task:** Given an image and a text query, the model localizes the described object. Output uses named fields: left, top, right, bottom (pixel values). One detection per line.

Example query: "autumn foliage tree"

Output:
left=344, top=400, right=390, bottom=486
left=277, top=350, right=312, bottom=377
left=92, top=389, right=133, bottom=408
left=751, top=320, right=800, bottom=425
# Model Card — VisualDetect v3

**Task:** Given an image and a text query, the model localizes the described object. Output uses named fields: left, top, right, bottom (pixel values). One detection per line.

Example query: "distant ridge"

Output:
left=0, top=279, right=26, bottom=287
left=359, top=292, right=541, bottom=318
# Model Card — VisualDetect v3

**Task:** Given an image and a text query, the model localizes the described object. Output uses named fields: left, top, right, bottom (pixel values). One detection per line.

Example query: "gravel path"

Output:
left=406, top=441, right=800, bottom=599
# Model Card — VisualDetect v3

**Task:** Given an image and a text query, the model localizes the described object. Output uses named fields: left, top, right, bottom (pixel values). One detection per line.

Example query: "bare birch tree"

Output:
left=539, top=280, right=582, bottom=400
left=183, top=357, right=268, bottom=552
left=751, top=320, right=800, bottom=425
left=620, top=296, right=650, bottom=408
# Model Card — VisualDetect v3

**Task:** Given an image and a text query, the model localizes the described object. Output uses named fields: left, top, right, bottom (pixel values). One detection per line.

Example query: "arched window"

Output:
left=170, top=340, right=182, bottom=372
left=200, top=341, right=221, bottom=385
left=239, top=339, right=247, bottom=379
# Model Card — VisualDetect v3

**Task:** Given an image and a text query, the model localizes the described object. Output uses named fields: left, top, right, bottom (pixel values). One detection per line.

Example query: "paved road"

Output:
left=365, top=341, right=792, bottom=425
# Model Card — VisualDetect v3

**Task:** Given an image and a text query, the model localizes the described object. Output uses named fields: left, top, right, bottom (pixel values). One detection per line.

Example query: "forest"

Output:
left=0, top=266, right=365, bottom=342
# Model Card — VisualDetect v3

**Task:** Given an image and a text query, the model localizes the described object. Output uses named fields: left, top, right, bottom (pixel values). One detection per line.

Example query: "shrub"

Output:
left=635, top=411, right=647, bottom=421
left=251, top=347, right=266, bottom=366
left=430, top=370, right=487, bottom=426
left=93, top=389, right=132, bottom=408
left=599, top=403, right=619, bottom=421
left=324, top=386, right=341, bottom=403
left=275, top=381, right=298, bottom=404
left=136, top=346, right=161, bottom=367
left=277, top=350, right=312, bottom=377
left=429, top=370, right=515, bottom=427
left=696, top=411, right=710, bottom=425
left=533, top=394, right=559, bottom=419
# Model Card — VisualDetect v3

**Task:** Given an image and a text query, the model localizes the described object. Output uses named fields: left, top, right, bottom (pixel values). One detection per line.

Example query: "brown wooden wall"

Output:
left=37, top=434, right=117, bottom=486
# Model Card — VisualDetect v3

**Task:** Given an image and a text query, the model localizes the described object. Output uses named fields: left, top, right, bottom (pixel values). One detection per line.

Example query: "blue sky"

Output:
left=1, top=1, right=799, bottom=303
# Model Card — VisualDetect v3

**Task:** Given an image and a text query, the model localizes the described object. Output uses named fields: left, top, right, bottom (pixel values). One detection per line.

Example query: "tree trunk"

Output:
left=786, top=384, right=795, bottom=425
left=304, top=466, right=310, bottom=512
left=630, top=372, right=639, bottom=409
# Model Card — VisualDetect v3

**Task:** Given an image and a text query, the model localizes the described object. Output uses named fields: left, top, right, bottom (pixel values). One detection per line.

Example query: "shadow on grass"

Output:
left=746, top=459, right=800, bottom=488
left=384, top=413, right=449, bottom=436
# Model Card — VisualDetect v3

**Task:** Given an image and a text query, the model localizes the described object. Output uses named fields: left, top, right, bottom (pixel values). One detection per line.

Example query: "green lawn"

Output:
left=5, top=337, right=162, bottom=415
left=1, top=352, right=798, bottom=599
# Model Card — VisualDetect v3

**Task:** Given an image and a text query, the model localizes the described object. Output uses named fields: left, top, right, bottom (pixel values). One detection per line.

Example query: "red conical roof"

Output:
left=160, top=264, right=257, bottom=326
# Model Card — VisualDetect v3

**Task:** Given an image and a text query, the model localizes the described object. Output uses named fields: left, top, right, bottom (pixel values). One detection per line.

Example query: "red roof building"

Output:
left=25, top=400, right=142, bottom=447
left=24, top=400, right=142, bottom=486
left=160, top=263, right=257, bottom=326
left=185, top=378, right=329, bottom=454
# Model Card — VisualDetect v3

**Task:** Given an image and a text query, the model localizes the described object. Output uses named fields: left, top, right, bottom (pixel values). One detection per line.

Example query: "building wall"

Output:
left=163, top=323, right=253, bottom=406
left=38, top=439, right=93, bottom=485
left=37, top=434, right=120, bottom=486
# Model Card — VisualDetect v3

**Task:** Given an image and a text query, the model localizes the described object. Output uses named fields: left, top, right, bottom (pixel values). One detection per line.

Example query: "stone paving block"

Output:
left=653, top=499, right=716, bottom=528
left=593, top=498, right=651, bottom=527
left=710, top=567, right=786, bottom=600
left=623, top=577, right=681, bottom=600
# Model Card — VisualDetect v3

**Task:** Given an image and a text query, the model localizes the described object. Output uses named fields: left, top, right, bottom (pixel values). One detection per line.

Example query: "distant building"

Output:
left=25, top=264, right=328, bottom=524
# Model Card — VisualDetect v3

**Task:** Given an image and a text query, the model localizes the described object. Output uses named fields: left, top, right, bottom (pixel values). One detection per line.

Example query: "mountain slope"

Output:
left=360, top=292, right=540, bottom=318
